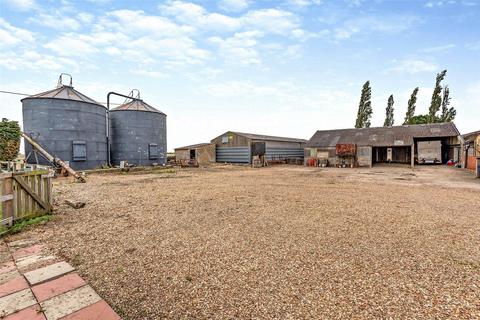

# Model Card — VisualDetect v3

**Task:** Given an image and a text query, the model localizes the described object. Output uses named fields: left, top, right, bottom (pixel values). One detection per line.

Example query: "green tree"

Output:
left=355, top=81, right=372, bottom=128
left=403, top=87, right=418, bottom=125
left=0, top=118, right=21, bottom=161
left=428, top=70, right=447, bottom=123
left=384, top=95, right=394, bottom=127
left=439, top=86, right=456, bottom=122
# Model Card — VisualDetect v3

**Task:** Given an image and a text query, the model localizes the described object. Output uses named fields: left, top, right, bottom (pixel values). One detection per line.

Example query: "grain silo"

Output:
left=22, top=74, right=107, bottom=170
left=110, top=91, right=167, bottom=166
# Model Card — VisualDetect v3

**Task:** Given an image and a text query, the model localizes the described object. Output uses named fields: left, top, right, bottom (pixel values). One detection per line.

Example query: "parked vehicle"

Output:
left=417, top=141, right=442, bottom=164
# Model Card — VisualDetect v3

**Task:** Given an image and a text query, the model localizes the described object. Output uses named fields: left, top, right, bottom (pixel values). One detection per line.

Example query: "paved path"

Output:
left=0, top=238, right=120, bottom=319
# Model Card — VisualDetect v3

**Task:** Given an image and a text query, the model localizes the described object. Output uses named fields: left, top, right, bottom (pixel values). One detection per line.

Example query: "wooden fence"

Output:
left=1, top=169, right=53, bottom=226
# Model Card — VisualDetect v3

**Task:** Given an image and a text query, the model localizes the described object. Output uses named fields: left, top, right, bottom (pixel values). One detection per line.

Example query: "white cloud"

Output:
left=209, top=31, right=262, bottom=65
left=161, top=1, right=241, bottom=32
left=104, top=46, right=121, bottom=56
left=219, top=0, right=249, bottom=12
left=389, top=59, right=438, bottom=74
left=465, top=41, right=480, bottom=50
left=107, top=9, right=193, bottom=37
left=132, top=70, right=167, bottom=78
left=29, top=12, right=81, bottom=30
left=78, top=13, right=94, bottom=24
left=0, top=50, right=77, bottom=70
left=44, top=34, right=98, bottom=56
left=162, top=3, right=300, bottom=36
left=0, top=18, right=35, bottom=47
left=285, top=0, right=322, bottom=9
left=242, top=9, right=299, bottom=35
left=332, top=15, right=420, bottom=41
left=425, top=0, right=476, bottom=7
left=419, top=44, right=455, bottom=53
left=4, top=0, right=36, bottom=11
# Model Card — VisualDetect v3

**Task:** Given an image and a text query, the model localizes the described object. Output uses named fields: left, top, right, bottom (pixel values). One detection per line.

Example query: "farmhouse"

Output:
left=305, top=123, right=461, bottom=168
left=211, top=131, right=306, bottom=164
left=174, top=143, right=216, bottom=165
left=461, top=130, right=480, bottom=174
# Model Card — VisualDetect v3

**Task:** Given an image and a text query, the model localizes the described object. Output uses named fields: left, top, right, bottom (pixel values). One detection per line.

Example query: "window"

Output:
left=221, top=136, right=229, bottom=144
left=149, top=143, right=158, bottom=159
left=72, top=141, right=86, bottom=161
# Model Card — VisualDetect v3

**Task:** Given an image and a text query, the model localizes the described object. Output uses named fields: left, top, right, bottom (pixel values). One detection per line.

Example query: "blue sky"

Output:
left=0, top=0, right=479, bottom=150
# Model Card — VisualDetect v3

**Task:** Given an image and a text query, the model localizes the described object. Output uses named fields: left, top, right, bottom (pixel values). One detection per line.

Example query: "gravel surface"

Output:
left=14, top=165, right=480, bottom=319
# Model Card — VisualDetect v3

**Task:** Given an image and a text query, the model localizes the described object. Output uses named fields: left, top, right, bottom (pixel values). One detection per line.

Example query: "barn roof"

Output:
left=230, top=131, right=307, bottom=143
left=175, top=143, right=213, bottom=150
left=306, top=123, right=459, bottom=147
left=462, top=130, right=480, bottom=140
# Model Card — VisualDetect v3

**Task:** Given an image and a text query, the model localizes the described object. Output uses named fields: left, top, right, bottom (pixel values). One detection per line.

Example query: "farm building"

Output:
left=305, top=123, right=461, bottom=168
left=461, top=130, right=480, bottom=174
left=175, top=143, right=216, bottom=165
left=211, top=131, right=306, bottom=164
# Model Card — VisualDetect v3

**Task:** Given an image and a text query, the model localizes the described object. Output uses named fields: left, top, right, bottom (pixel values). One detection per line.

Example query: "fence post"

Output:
left=2, top=175, right=14, bottom=226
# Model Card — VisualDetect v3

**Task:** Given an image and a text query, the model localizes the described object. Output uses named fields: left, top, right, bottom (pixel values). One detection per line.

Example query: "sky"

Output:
left=0, top=0, right=479, bottom=151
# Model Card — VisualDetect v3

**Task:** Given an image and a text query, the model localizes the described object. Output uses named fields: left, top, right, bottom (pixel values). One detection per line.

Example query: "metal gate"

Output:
left=216, top=147, right=250, bottom=163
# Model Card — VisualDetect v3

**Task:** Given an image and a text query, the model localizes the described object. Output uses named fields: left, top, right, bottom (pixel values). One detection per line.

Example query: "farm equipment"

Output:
left=22, top=132, right=86, bottom=183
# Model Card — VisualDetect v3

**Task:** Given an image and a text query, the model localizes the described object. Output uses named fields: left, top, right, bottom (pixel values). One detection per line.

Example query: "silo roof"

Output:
left=111, top=99, right=166, bottom=115
left=22, top=85, right=102, bottom=106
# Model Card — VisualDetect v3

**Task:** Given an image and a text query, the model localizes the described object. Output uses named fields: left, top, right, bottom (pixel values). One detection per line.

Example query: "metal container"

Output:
left=22, top=74, right=107, bottom=170
left=110, top=93, right=167, bottom=166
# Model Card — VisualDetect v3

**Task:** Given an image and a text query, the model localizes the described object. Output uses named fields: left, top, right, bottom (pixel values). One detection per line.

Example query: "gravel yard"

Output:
left=15, top=165, right=480, bottom=319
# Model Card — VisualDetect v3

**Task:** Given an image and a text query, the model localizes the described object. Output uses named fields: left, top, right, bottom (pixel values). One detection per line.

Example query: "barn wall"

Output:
left=197, top=144, right=216, bottom=164
left=175, top=149, right=190, bottom=162
left=264, top=140, right=305, bottom=149
left=304, top=147, right=337, bottom=166
left=211, top=132, right=250, bottom=148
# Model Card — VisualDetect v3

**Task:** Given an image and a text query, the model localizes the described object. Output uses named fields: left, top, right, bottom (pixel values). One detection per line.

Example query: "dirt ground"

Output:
left=14, top=164, right=480, bottom=319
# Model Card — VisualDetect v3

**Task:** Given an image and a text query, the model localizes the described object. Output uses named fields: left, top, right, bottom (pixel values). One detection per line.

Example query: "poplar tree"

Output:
left=355, top=81, right=372, bottom=128
left=403, top=87, right=418, bottom=125
left=384, top=95, right=394, bottom=127
left=439, top=86, right=456, bottom=122
left=428, top=70, right=447, bottom=123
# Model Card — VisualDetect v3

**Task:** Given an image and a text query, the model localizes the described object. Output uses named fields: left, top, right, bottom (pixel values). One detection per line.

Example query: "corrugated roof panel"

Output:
left=307, top=123, right=459, bottom=147
left=23, top=85, right=102, bottom=106
left=111, top=99, right=166, bottom=115
left=231, top=131, right=307, bottom=143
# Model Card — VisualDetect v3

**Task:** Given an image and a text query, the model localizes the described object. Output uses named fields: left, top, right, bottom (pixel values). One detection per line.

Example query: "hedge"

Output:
left=0, top=118, right=21, bottom=161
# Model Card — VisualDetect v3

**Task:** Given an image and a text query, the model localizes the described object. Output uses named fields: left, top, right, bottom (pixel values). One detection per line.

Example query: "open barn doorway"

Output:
left=373, top=146, right=411, bottom=165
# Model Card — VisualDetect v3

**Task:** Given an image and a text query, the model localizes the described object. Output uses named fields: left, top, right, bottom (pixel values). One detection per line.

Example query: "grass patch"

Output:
left=0, top=214, right=52, bottom=237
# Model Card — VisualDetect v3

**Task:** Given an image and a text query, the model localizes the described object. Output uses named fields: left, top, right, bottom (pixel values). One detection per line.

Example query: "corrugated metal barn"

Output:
left=175, top=143, right=216, bottom=165
left=211, top=131, right=306, bottom=164
left=305, top=123, right=460, bottom=168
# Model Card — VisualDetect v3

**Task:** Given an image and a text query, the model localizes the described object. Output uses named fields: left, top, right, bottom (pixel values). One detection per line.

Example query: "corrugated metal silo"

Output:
left=110, top=92, right=167, bottom=166
left=22, top=74, right=107, bottom=170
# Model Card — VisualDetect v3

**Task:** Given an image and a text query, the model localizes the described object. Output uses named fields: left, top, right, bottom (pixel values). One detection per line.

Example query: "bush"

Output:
left=0, top=118, right=21, bottom=161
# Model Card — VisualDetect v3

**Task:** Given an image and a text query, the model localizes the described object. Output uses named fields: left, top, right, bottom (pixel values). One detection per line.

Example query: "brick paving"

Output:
left=0, top=239, right=120, bottom=320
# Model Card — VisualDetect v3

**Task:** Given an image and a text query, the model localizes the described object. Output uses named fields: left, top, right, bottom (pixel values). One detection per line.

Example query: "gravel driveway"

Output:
left=14, top=165, right=480, bottom=319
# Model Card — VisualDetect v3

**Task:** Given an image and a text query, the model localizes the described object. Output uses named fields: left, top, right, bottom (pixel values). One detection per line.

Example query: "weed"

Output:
left=0, top=215, right=51, bottom=237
